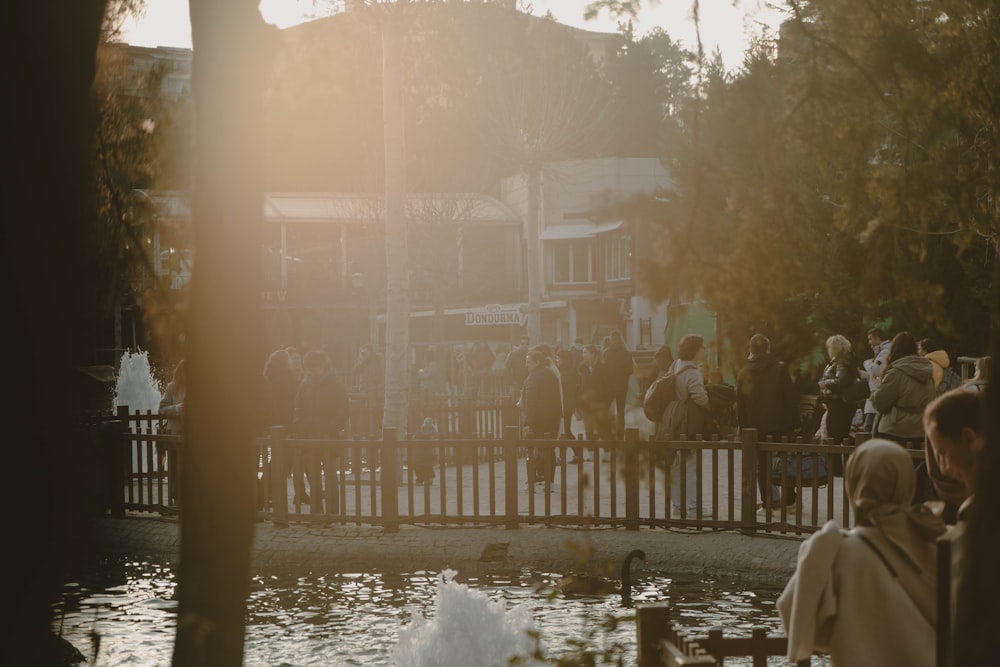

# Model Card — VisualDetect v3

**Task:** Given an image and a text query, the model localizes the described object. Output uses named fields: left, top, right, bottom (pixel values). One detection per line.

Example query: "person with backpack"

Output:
left=736, top=334, right=800, bottom=510
left=917, top=338, right=962, bottom=396
left=871, top=332, right=935, bottom=447
left=657, top=334, right=716, bottom=515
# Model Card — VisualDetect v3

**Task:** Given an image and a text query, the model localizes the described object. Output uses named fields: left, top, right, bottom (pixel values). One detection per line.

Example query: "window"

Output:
left=605, top=235, right=631, bottom=281
left=553, top=240, right=593, bottom=284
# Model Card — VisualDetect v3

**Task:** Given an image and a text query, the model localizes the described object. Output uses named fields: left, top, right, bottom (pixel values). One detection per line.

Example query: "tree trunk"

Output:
left=382, top=19, right=409, bottom=439
left=174, top=3, right=277, bottom=666
left=525, top=161, right=543, bottom=344
left=3, top=1, right=107, bottom=662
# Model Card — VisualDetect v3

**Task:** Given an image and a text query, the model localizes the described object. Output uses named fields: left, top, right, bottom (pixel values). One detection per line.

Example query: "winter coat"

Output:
left=658, top=359, right=716, bottom=439
left=870, top=355, right=935, bottom=439
left=557, top=358, right=580, bottom=414
left=159, top=381, right=185, bottom=435
left=603, top=342, right=634, bottom=397
left=521, top=365, right=562, bottom=438
left=819, top=353, right=858, bottom=404
left=923, top=349, right=950, bottom=390
left=293, top=370, right=350, bottom=438
left=579, top=360, right=611, bottom=411
left=736, top=353, right=799, bottom=437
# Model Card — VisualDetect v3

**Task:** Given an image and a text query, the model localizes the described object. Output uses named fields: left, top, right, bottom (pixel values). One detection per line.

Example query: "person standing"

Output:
left=817, top=334, right=859, bottom=476
left=578, top=343, right=612, bottom=443
left=918, top=338, right=962, bottom=396
left=352, top=343, right=385, bottom=438
left=521, top=349, right=562, bottom=486
left=262, top=348, right=303, bottom=503
left=158, top=359, right=186, bottom=505
left=962, top=356, right=991, bottom=393
left=922, top=389, right=984, bottom=524
left=504, top=336, right=530, bottom=396
left=778, top=439, right=946, bottom=667
left=293, top=350, right=349, bottom=514
left=861, top=327, right=891, bottom=433
left=736, top=334, right=800, bottom=509
left=603, top=330, right=633, bottom=440
left=658, top=334, right=716, bottom=515
left=870, top=332, right=935, bottom=446
left=556, top=348, right=580, bottom=448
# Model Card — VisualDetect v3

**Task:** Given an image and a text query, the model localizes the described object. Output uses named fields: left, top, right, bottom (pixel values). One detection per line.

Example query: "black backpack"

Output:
left=643, top=367, right=692, bottom=422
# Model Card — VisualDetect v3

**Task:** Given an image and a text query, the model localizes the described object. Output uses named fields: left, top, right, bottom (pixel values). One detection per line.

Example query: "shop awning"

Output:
left=538, top=220, right=624, bottom=240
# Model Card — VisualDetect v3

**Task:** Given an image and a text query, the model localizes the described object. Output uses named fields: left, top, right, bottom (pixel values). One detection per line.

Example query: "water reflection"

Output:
left=53, top=557, right=799, bottom=666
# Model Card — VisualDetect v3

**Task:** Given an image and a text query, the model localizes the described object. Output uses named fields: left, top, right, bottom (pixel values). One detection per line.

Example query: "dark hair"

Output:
left=677, top=334, right=704, bottom=361
left=303, top=349, right=330, bottom=373
left=885, top=332, right=919, bottom=369
left=526, top=349, right=547, bottom=366
left=532, top=343, right=553, bottom=360
left=867, top=327, right=886, bottom=340
left=924, top=389, right=984, bottom=439
left=918, top=338, right=941, bottom=353
left=748, top=334, right=770, bottom=356
left=654, top=345, right=673, bottom=361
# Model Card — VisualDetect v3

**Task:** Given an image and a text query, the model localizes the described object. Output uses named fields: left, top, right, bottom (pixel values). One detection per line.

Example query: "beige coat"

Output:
left=779, top=439, right=946, bottom=666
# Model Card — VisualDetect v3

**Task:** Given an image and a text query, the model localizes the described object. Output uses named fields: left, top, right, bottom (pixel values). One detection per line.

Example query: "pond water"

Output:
left=52, top=557, right=822, bottom=666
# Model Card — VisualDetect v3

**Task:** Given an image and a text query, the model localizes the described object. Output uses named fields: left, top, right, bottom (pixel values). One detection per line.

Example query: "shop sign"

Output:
left=464, top=304, right=526, bottom=326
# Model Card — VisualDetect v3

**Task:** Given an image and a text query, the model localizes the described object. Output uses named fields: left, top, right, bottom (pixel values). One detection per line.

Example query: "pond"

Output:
left=52, top=557, right=824, bottom=666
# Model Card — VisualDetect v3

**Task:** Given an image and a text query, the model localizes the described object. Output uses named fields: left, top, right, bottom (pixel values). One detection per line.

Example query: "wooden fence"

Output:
left=100, top=405, right=925, bottom=535
left=636, top=604, right=811, bottom=666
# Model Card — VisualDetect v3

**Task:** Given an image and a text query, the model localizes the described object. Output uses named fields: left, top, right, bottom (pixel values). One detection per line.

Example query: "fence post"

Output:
left=269, top=426, right=289, bottom=528
left=382, top=427, right=399, bottom=533
left=636, top=603, right=672, bottom=667
left=459, top=396, right=476, bottom=437
left=504, top=425, right=519, bottom=529
left=625, top=427, right=640, bottom=531
left=106, top=409, right=128, bottom=517
left=741, top=428, right=758, bottom=535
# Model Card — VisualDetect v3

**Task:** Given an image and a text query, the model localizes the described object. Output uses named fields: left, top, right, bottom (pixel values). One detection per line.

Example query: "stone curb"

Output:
left=92, top=515, right=802, bottom=586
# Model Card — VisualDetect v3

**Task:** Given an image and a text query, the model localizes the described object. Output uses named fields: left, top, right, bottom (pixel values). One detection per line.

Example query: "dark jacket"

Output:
left=556, top=357, right=580, bottom=414
left=871, top=355, right=935, bottom=439
left=578, top=360, right=610, bottom=410
left=820, top=353, right=858, bottom=403
left=522, top=365, right=562, bottom=438
left=293, top=370, right=349, bottom=438
left=603, top=342, right=634, bottom=397
left=264, top=363, right=298, bottom=429
left=736, top=353, right=799, bottom=437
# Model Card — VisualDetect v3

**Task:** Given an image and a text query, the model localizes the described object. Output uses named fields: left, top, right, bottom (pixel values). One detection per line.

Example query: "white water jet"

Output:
left=112, top=350, right=164, bottom=474
left=393, top=570, right=545, bottom=667
left=112, top=349, right=162, bottom=418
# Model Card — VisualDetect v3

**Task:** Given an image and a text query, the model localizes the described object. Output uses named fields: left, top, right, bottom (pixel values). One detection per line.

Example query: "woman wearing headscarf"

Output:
left=778, top=439, right=946, bottom=666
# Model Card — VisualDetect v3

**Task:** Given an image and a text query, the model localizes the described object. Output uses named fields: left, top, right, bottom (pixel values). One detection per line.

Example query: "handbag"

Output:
left=771, top=452, right=829, bottom=487
left=841, top=373, right=871, bottom=404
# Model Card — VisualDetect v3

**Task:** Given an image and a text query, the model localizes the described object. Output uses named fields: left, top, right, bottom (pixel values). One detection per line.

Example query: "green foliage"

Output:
left=633, top=0, right=997, bottom=369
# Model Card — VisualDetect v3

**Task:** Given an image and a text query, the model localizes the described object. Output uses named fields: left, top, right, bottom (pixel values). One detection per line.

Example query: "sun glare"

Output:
left=120, top=0, right=785, bottom=70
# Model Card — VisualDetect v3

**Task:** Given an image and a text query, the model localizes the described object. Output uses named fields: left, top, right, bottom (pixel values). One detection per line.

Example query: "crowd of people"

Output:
left=158, top=325, right=988, bottom=665
left=727, top=326, right=987, bottom=667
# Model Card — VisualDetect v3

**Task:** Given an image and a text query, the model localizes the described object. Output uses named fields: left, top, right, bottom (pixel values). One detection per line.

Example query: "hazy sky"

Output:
left=120, top=0, right=784, bottom=70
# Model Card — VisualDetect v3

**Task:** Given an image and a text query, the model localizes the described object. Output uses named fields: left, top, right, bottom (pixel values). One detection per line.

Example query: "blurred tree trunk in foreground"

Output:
left=1, top=1, right=108, bottom=663
left=173, top=1, right=277, bottom=666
